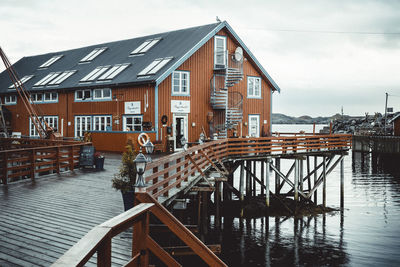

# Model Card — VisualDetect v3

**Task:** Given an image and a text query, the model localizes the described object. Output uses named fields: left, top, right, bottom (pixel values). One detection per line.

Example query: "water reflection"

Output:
left=219, top=214, right=348, bottom=267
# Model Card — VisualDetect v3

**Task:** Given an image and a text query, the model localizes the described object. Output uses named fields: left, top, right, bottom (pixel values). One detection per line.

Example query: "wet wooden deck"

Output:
left=0, top=153, right=134, bottom=266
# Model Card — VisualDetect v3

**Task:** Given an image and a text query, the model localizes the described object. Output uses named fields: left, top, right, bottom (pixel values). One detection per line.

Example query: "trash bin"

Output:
left=94, top=156, right=105, bottom=170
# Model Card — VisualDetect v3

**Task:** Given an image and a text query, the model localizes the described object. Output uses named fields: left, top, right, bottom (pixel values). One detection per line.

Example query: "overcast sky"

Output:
left=1, top=0, right=399, bottom=117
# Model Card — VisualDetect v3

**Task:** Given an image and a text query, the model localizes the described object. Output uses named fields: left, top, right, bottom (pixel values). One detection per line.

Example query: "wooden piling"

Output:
left=294, top=159, right=299, bottom=202
left=340, top=157, right=344, bottom=209
left=265, top=158, right=270, bottom=207
left=261, top=160, right=265, bottom=196
left=215, top=180, right=221, bottom=229
left=299, top=159, right=303, bottom=192
left=314, top=156, right=317, bottom=204
left=275, top=158, right=280, bottom=194
left=306, top=156, right=311, bottom=191
left=323, top=156, right=326, bottom=208
left=252, top=161, right=256, bottom=196
left=239, top=161, right=244, bottom=201
left=246, top=160, right=251, bottom=198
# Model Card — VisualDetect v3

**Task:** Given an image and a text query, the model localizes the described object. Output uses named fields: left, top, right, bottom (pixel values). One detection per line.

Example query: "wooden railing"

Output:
left=52, top=193, right=227, bottom=267
left=144, top=134, right=351, bottom=200
left=0, top=138, right=91, bottom=185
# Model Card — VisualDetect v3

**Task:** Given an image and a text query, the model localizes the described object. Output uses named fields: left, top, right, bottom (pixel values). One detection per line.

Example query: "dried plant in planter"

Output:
left=112, top=141, right=137, bottom=193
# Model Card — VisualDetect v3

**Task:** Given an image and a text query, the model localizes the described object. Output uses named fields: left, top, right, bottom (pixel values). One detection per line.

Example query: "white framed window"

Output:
left=8, top=75, right=34, bottom=89
left=80, top=47, right=107, bottom=63
left=248, top=114, right=260, bottom=137
left=131, top=38, right=161, bottom=55
left=123, top=115, right=142, bottom=131
left=93, top=115, right=112, bottom=131
left=172, top=71, right=190, bottom=96
left=75, top=116, right=92, bottom=137
left=138, top=57, right=173, bottom=76
left=39, top=55, right=63, bottom=69
left=247, top=76, right=262, bottom=98
left=31, top=93, right=43, bottom=103
left=214, top=35, right=227, bottom=69
left=4, top=95, right=17, bottom=105
left=75, top=89, right=92, bottom=101
left=30, top=116, right=58, bottom=137
left=31, top=92, right=58, bottom=103
left=93, top=88, right=111, bottom=100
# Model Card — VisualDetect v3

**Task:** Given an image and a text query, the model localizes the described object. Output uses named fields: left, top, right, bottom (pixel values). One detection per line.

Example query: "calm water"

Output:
left=214, top=124, right=400, bottom=266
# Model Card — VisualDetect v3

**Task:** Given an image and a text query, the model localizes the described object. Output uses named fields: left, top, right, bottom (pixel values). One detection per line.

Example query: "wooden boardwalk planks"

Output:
left=0, top=153, right=132, bottom=266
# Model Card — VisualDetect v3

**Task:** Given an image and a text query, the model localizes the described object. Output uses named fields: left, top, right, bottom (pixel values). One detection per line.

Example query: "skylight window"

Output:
left=39, top=55, right=63, bottom=68
left=130, top=38, right=161, bottom=55
left=138, top=57, right=173, bottom=76
left=34, top=72, right=61, bottom=86
left=80, top=47, right=107, bottom=63
left=8, top=75, right=34, bottom=89
left=80, top=66, right=110, bottom=82
left=98, top=63, right=130, bottom=80
left=48, top=70, right=77, bottom=85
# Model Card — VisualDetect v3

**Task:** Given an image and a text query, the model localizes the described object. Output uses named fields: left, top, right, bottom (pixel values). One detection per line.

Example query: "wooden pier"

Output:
left=353, top=135, right=400, bottom=154
left=0, top=134, right=351, bottom=266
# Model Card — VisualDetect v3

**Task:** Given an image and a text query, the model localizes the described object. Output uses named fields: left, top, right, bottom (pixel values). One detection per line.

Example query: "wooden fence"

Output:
left=0, top=138, right=91, bottom=185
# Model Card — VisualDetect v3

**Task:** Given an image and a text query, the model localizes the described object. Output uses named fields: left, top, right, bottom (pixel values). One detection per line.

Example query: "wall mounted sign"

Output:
left=124, top=101, right=141, bottom=114
left=171, top=100, right=190, bottom=113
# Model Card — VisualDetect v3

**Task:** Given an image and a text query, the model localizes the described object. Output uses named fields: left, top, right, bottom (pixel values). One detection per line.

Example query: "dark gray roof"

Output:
left=0, top=21, right=281, bottom=93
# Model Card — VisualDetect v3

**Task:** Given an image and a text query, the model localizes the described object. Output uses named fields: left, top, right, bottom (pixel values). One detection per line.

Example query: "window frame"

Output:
left=171, top=71, right=190, bottom=96
left=214, top=35, right=227, bottom=69
left=93, top=88, right=112, bottom=100
left=4, top=95, right=17, bottom=105
left=247, top=76, right=262, bottom=99
left=29, top=116, right=58, bottom=137
left=38, top=55, right=63, bottom=69
left=123, top=115, right=143, bottom=132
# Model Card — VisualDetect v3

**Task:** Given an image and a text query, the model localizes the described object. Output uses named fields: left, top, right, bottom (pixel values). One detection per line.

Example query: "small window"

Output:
left=43, top=92, right=58, bottom=102
left=4, top=95, right=17, bottom=105
left=93, top=115, right=112, bottom=131
left=98, top=63, right=130, bottom=80
left=172, top=71, right=190, bottom=96
left=131, top=38, right=161, bottom=55
left=80, top=47, right=107, bottom=63
left=47, top=70, right=76, bottom=86
left=39, top=55, right=63, bottom=68
left=74, top=116, right=92, bottom=137
left=123, top=116, right=142, bottom=131
left=247, top=77, right=262, bottom=98
left=30, top=116, right=58, bottom=137
left=93, top=88, right=112, bottom=100
left=80, top=66, right=110, bottom=82
left=138, top=57, right=173, bottom=76
left=75, top=89, right=92, bottom=101
left=8, top=75, right=34, bottom=89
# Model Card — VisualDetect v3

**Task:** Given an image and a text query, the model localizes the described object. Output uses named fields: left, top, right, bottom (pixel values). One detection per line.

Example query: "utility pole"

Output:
left=384, top=92, right=388, bottom=135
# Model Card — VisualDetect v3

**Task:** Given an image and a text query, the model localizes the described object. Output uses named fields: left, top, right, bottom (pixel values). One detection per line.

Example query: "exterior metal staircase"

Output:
left=210, top=52, right=244, bottom=138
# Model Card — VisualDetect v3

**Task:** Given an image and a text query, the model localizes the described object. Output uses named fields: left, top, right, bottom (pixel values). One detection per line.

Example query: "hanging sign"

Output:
left=171, top=100, right=190, bottom=113
left=124, top=101, right=141, bottom=114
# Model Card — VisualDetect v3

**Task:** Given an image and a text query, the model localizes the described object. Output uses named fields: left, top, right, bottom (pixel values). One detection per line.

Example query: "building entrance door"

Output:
left=173, top=113, right=188, bottom=151
left=248, top=114, right=260, bottom=137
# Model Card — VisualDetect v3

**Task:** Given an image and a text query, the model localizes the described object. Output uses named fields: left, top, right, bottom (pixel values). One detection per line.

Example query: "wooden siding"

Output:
left=3, top=26, right=274, bottom=152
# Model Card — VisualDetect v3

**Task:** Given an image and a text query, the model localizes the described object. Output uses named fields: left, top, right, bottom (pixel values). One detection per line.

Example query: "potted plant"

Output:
left=112, top=141, right=137, bottom=211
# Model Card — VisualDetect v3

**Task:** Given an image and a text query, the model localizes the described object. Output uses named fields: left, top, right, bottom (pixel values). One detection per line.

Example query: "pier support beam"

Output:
left=314, top=156, right=318, bottom=204
left=323, top=156, right=327, bottom=208
left=261, top=160, right=265, bottom=196
left=215, top=180, right=221, bottom=229
left=294, top=159, right=299, bottom=202
left=275, top=158, right=280, bottom=195
left=246, top=161, right=251, bottom=198
left=265, top=158, right=271, bottom=207
left=253, top=161, right=256, bottom=197
left=340, top=157, right=344, bottom=209
left=239, top=161, right=244, bottom=201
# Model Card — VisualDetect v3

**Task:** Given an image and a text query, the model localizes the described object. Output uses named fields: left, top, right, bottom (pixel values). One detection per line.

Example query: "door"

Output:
left=173, top=113, right=188, bottom=151
left=214, top=36, right=226, bottom=69
left=248, top=114, right=260, bottom=137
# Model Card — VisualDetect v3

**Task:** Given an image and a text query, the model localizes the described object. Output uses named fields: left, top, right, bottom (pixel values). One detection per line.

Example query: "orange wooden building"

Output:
left=0, top=21, right=280, bottom=152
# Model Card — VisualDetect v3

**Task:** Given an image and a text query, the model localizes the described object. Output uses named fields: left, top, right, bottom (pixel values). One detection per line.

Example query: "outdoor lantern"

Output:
left=144, top=141, right=154, bottom=154
left=134, top=152, right=147, bottom=187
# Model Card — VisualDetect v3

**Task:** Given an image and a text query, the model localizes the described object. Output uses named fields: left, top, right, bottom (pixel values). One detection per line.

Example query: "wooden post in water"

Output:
left=306, top=156, right=311, bottom=191
left=275, top=158, right=280, bottom=195
left=246, top=160, right=251, bottom=198
left=314, top=156, right=318, bottom=204
left=294, top=159, right=299, bottom=202
left=253, top=161, right=256, bottom=196
left=261, top=160, right=265, bottom=196
left=201, top=191, right=208, bottom=235
left=239, top=161, right=244, bottom=201
left=340, top=157, right=344, bottom=209
left=299, top=159, right=303, bottom=192
left=265, top=158, right=270, bottom=207
left=215, top=180, right=221, bottom=229
left=323, top=156, right=327, bottom=208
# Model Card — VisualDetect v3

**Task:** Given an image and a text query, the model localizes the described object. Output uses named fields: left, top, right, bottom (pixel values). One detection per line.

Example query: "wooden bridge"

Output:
left=0, top=134, right=352, bottom=266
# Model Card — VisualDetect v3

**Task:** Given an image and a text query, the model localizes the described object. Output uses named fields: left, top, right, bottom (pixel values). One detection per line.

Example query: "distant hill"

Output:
left=272, top=113, right=331, bottom=124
